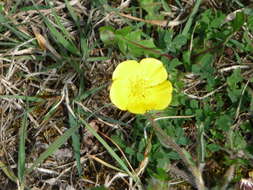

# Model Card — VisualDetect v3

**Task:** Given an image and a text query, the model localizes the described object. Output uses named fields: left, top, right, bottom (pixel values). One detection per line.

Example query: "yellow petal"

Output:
left=109, top=79, right=131, bottom=110
left=145, top=80, right=173, bottom=110
left=112, top=60, right=139, bottom=81
left=139, top=58, right=168, bottom=86
left=127, top=97, right=147, bottom=114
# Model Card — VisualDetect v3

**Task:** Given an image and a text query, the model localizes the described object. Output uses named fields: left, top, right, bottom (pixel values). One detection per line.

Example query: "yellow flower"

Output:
left=110, top=58, right=173, bottom=114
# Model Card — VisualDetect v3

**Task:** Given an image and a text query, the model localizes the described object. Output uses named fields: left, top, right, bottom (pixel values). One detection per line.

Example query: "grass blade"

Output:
left=89, top=155, right=125, bottom=172
left=80, top=37, right=89, bottom=59
left=18, top=112, right=28, bottom=183
left=44, top=19, right=80, bottom=55
left=30, top=0, right=80, bottom=56
left=40, top=97, right=63, bottom=125
left=197, top=123, right=205, bottom=164
left=68, top=112, right=82, bottom=176
left=10, top=0, right=22, bottom=14
left=0, top=13, right=31, bottom=41
left=0, top=161, right=18, bottom=183
left=26, top=121, right=80, bottom=174
left=182, top=0, right=202, bottom=36
left=44, top=0, right=76, bottom=43
left=74, top=83, right=108, bottom=102
left=64, top=0, right=79, bottom=26
left=0, top=95, right=45, bottom=102
left=78, top=118, right=136, bottom=180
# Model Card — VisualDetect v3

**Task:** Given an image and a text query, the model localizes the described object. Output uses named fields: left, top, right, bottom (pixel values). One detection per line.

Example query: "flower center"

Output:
left=130, top=78, right=147, bottom=98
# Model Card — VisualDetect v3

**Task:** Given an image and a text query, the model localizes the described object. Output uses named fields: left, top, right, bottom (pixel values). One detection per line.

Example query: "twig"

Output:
left=219, top=65, right=250, bottom=73
left=119, top=13, right=187, bottom=27
left=184, top=84, right=226, bottom=100
left=169, top=165, right=196, bottom=187
left=220, top=164, right=235, bottom=190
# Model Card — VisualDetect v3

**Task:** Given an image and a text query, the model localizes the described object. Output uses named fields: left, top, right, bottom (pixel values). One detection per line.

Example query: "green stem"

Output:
left=147, top=114, right=206, bottom=190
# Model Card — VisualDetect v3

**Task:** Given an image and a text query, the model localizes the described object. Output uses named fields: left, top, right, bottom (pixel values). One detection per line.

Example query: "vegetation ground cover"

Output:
left=0, top=0, right=252, bottom=189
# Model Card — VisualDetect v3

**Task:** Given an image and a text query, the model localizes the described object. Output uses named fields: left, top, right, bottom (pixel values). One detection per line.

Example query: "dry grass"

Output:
left=0, top=1, right=125, bottom=189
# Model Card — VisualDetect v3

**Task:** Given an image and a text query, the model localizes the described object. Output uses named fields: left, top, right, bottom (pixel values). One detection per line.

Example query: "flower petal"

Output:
left=127, top=97, right=147, bottom=114
left=145, top=80, right=173, bottom=110
left=109, top=79, right=131, bottom=110
left=112, top=60, right=139, bottom=81
left=139, top=58, right=168, bottom=86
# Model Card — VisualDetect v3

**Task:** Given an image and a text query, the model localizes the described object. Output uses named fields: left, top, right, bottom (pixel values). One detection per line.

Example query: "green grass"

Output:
left=0, top=0, right=252, bottom=189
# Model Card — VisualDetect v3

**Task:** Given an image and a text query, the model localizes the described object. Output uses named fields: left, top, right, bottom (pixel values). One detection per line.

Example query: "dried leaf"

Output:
left=35, top=33, right=47, bottom=50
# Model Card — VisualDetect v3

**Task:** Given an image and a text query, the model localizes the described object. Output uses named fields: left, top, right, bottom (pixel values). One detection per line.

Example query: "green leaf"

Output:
left=227, top=69, right=243, bottom=102
left=129, top=39, right=158, bottom=57
left=232, top=12, right=245, bottom=31
left=138, top=0, right=155, bottom=15
left=172, top=34, right=188, bottom=50
left=44, top=19, right=80, bottom=55
left=125, top=147, right=135, bottom=155
left=99, top=26, right=116, bottom=46
left=90, top=186, right=108, bottom=190
left=115, top=26, right=133, bottom=36
left=18, top=112, right=28, bottom=183
left=64, top=0, right=79, bottom=25
left=0, top=13, right=31, bottom=41
left=86, top=57, right=109, bottom=62
left=161, top=0, right=171, bottom=12
left=80, top=37, right=89, bottom=58
left=74, top=83, right=108, bottom=102
left=182, top=0, right=202, bottom=35
left=0, top=95, right=45, bottom=102
left=183, top=50, right=191, bottom=67
left=168, top=58, right=183, bottom=70
left=209, top=12, right=225, bottom=28
left=19, top=5, right=51, bottom=12
left=68, top=113, right=82, bottom=176
left=138, top=138, right=146, bottom=152
left=138, top=0, right=163, bottom=20
left=163, top=30, right=173, bottom=44
left=167, top=151, right=180, bottom=160
left=125, top=30, right=142, bottom=42
left=227, top=88, right=242, bottom=103
left=115, top=28, right=160, bottom=57
left=215, top=115, right=232, bottom=131
left=111, top=134, right=126, bottom=149
left=45, top=0, right=76, bottom=43
left=190, top=100, right=199, bottom=109
left=227, top=69, right=243, bottom=88
left=153, top=168, right=170, bottom=181
left=192, top=53, right=215, bottom=81
left=10, top=0, right=22, bottom=14
left=232, top=131, right=247, bottom=150
left=207, top=143, right=221, bottom=153
left=244, top=31, right=253, bottom=52
left=137, top=152, right=144, bottom=162
left=117, top=36, right=128, bottom=54
left=0, top=3, right=4, bottom=12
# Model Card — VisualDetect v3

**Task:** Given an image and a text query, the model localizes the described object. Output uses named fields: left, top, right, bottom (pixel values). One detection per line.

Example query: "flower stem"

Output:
left=147, top=114, right=206, bottom=190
